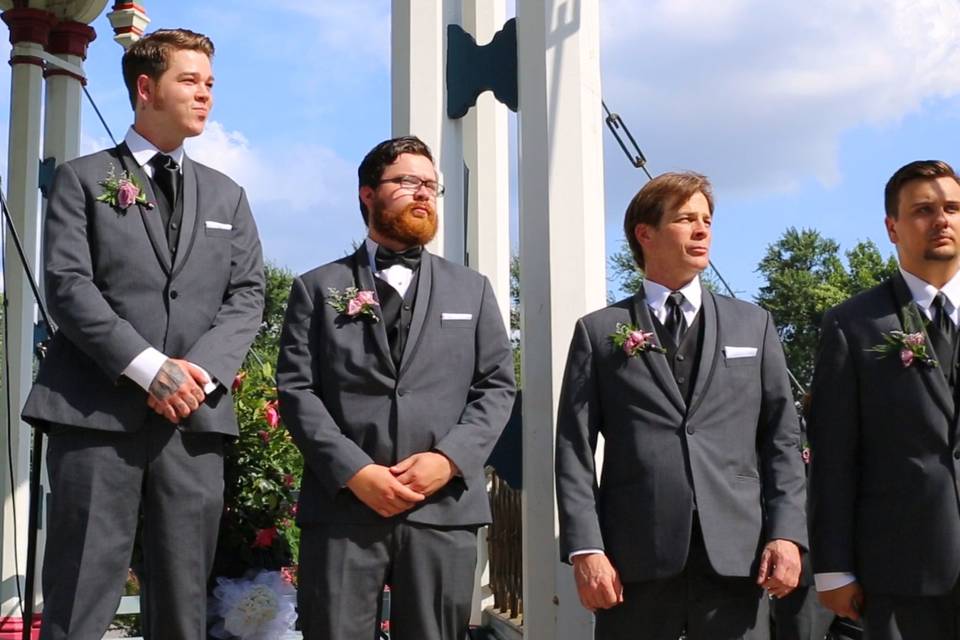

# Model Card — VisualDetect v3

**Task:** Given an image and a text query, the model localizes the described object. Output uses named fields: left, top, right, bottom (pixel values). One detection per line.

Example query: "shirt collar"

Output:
left=365, top=237, right=380, bottom=273
left=124, top=126, right=184, bottom=171
left=899, top=266, right=960, bottom=315
left=643, top=276, right=703, bottom=314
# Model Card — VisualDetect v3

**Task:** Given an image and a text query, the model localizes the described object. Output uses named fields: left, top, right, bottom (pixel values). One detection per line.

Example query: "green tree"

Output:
left=608, top=239, right=723, bottom=297
left=756, top=228, right=897, bottom=392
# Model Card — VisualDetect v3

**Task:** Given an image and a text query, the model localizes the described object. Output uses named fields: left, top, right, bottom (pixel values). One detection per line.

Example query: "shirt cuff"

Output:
left=814, top=572, right=857, bottom=592
left=122, top=347, right=167, bottom=392
left=569, top=549, right=605, bottom=563
left=190, top=363, right=219, bottom=394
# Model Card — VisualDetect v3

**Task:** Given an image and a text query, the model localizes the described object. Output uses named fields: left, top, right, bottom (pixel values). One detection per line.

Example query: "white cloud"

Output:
left=599, top=0, right=960, bottom=194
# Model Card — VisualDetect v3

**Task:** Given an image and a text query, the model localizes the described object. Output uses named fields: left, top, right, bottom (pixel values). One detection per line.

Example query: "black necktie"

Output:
left=932, top=292, right=957, bottom=375
left=149, top=153, right=180, bottom=209
left=376, top=245, right=422, bottom=271
left=664, top=291, right=687, bottom=346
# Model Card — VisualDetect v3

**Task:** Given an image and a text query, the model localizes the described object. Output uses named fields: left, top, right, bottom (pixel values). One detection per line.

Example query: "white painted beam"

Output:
left=516, top=1, right=606, bottom=638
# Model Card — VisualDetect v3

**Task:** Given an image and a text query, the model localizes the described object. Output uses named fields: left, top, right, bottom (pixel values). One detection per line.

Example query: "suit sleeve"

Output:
left=807, top=309, right=859, bottom=575
left=555, top=319, right=605, bottom=562
left=44, top=162, right=154, bottom=381
left=277, top=276, right=376, bottom=495
left=433, top=277, right=516, bottom=487
left=184, top=188, right=265, bottom=386
left=757, top=311, right=809, bottom=549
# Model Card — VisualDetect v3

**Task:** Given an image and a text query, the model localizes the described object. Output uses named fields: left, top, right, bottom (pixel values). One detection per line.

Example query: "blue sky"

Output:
left=1, top=0, right=958, bottom=299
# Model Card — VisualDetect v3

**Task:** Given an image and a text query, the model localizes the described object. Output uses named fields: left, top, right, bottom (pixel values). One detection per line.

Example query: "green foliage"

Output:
left=756, top=228, right=898, bottom=392
left=510, top=254, right=521, bottom=384
left=213, top=263, right=303, bottom=579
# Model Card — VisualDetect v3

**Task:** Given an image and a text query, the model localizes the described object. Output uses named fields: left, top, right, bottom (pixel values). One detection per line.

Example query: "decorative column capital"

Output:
left=2, top=7, right=56, bottom=47
left=107, top=2, right=150, bottom=50
left=48, top=21, right=97, bottom=60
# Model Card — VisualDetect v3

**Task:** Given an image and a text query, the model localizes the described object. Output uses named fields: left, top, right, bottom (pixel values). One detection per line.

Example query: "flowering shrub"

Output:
left=212, top=264, right=303, bottom=580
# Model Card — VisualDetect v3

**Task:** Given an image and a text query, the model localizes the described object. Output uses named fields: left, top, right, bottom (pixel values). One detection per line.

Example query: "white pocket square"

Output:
left=724, top=346, right=758, bottom=359
left=441, top=312, right=473, bottom=321
left=205, top=220, right=232, bottom=230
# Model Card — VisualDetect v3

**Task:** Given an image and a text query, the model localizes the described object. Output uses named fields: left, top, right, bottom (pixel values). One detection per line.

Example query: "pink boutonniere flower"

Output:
left=327, top=287, right=380, bottom=322
left=869, top=330, right=937, bottom=368
left=96, top=163, right=153, bottom=212
left=610, top=322, right=666, bottom=358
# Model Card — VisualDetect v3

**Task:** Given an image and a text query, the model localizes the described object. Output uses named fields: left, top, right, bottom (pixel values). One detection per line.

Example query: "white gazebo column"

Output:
left=391, top=0, right=465, bottom=262
left=462, top=0, right=510, bottom=331
left=44, top=20, right=96, bottom=165
left=516, top=1, right=606, bottom=639
left=0, top=6, right=56, bottom=622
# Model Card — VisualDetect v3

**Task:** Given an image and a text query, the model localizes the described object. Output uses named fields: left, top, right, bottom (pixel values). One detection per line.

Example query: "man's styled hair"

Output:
left=122, top=29, right=215, bottom=110
left=623, top=171, right=714, bottom=270
left=357, top=136, right=434, bottom=225
left=884, top=160, right=960, bottom=219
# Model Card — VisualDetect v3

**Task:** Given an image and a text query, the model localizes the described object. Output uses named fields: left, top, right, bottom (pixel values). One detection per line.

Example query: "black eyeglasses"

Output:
left=378, top=175, right=446, bottom=197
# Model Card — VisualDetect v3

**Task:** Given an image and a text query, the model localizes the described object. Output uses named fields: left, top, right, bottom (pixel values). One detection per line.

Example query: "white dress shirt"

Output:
left=365, top=237, right=415, bottom=297
left=814, top=266, right=960, bottom=593
left=120, top=127, right=215, bottom=394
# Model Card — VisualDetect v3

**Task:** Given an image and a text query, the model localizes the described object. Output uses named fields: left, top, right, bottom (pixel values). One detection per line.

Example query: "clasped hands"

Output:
left=146, top=358, right=211, bottom=423
left=346, top=452, right=458, bottom=518
left=572, top=538, right=801, bottom=612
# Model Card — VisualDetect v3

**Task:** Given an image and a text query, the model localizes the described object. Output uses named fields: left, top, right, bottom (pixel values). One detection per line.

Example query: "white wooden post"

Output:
left=391, top=0, right=465, bottom=263
left=516, top=1, right=606, bottom=638
left=0, top=6, right=55, bottom=621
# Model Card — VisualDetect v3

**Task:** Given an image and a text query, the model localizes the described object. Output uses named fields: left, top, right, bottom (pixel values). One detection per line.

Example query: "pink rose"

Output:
left=263, top=400, right=280, bottom=428
left=258, top=429, right=270, bottom=443
left=801, top=447, right=811, bottom=465
left=232, top=370, right=246, bottom=392
left=623, top=330, right=650, bottom=355
left=900, top=348, right=914, bottom=367
left=117, top=180, right=139, bottom=209
left=346, top=298, right=364, bottom=316
left=283, top=473, right=297, bottom=488
left=355, top=290, right=378, bottom=307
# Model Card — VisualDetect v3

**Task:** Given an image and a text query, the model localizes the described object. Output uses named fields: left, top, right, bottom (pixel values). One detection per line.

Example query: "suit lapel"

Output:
left=686, top=290, right=720, bottom=419
left=398, top=250, right=433, bottom=378
left=171, top=155, right=201, bottom=279
left=631, top=286, right=686, bottom=414
left=352, top=246, right=397, bottom=377
left=890, top=274, right=955, bottom=419
left=118, top=143, right=171, bottom=274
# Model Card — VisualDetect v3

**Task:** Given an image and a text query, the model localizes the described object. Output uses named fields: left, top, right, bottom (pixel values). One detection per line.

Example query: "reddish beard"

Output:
left=370, top=200, right=438, bottom=246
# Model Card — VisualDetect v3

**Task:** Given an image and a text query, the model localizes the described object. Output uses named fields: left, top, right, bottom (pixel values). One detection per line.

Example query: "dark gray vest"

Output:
left=373, top=267, right=420, bottom=366
left=653, top=309, right=705, bottom=406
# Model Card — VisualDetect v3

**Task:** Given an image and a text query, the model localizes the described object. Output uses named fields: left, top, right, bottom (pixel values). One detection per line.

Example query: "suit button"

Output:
left=397, top=388, right=406, bottom=397
left=676, top=355, right=685, bottom=362
left=403, top=305, right=411, bottom=310
left=169, top=290, right=179, bottom=299
left=686, top=424, right=695, bottom=434
left=171, top=222, right=179, bottom=230
left=677, top=376, right=685, bottom=384
left=954, top=450, right=960, bottom=460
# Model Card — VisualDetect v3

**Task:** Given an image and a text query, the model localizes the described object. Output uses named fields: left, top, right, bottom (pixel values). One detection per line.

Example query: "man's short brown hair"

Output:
left=623, top=171, right=714, bottom=269
left=122, top=29, right=215, bottom=110
left=884, top=160, right=960, bottom=219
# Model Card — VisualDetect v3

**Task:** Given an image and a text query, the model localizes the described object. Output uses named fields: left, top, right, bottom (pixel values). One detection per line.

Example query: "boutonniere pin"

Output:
left=869, top=330, right=937, bottom=368
left=97, top=164, right=152, bottom=211
left=610, top=322, right=666, bottom=357
left=327, top=287, right=379, bottom=322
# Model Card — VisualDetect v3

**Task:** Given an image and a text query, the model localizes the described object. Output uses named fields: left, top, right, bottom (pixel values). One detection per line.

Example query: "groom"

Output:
left=808, top=160, right=960, bottom=639
left=22, top=29, right=264, bottom=639
left=277, top=136, right=515, bottom=640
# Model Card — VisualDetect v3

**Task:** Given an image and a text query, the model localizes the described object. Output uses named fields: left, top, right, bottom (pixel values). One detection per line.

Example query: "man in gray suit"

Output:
left=277, top=136, right=515, bottom=640
left=22, top=29, right=264, bottom=639
left=808, top=160, right=960, bottom=639
left=555, top=172, right=807, bottom=639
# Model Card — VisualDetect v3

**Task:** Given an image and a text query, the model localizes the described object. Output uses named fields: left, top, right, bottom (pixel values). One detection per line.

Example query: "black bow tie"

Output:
left=376, top=245, right=422, bottom=271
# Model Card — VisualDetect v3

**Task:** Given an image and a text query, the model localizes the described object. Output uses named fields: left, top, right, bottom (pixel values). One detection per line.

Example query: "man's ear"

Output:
left=135, top=74, right=154, bottom=109
left=359, top=185, right=376, bottom=214
left=884, top=215, right=898, bottom=244
left=634, top=223, right=652, bottom=248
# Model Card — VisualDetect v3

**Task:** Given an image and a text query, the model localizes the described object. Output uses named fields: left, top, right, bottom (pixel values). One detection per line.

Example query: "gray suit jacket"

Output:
left=276, top=247, right=516, bottom=526
left=555, top=287, right=807, bottom=583
left=808, top=274, right=960, bottom=596
left=22, top=143, right=265, bottom=436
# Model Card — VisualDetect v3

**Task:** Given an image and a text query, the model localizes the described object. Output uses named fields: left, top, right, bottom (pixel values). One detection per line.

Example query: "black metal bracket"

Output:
left=447, top=18, right=518, bottom=119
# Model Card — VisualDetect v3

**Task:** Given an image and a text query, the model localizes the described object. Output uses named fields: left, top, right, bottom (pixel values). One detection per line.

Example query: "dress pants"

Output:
left=298, top=520, right=477, bottom=640
left=595, top=518, right=769, bottom=640
left=863, top=583, right=960, bottom=640
left=40, top=421, right=224, bottom=640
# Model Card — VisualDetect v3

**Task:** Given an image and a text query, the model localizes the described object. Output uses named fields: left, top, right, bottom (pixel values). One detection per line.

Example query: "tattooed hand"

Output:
left=147, top=358, right=208, bottom=423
